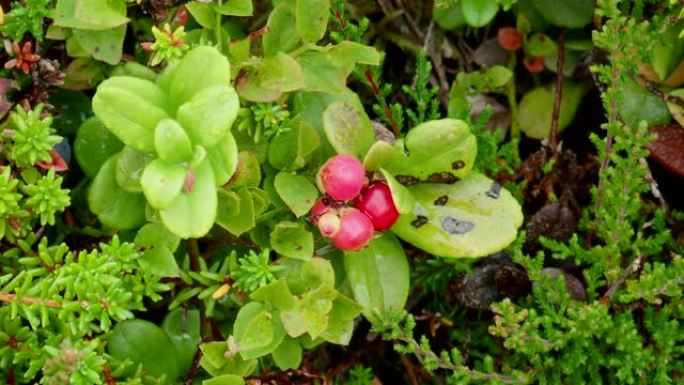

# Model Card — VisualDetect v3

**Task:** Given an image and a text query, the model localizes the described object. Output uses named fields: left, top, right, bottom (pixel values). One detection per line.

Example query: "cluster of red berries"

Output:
left=497, top=27, right=545, bottom=74
left=310, top=155, right=399, bottom=251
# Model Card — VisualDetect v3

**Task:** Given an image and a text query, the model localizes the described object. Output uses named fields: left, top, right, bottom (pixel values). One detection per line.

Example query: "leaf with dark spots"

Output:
left=410, top=215, right=428, bottom=228
left=434, top=195, right=448, bottom=206
left=427, top=172, right=459, bottom=184
left=451, top=160, right=466, bottom=170
left=485, top=182, right=501, bottom=199
left=441, top=217, right=475, bottom=235
left=647, top=124, right=684, bottom=177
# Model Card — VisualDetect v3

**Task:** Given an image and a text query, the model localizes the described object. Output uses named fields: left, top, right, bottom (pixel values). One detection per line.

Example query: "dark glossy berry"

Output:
left=317, top=154, right=366, bottom=201
left=355, top=182, right=399, bottom=231
left=332, top=208, right=374, bottom=251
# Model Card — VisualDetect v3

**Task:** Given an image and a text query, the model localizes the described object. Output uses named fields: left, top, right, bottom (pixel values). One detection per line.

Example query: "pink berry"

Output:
left=331, top=208, right=374, bottom=251
left=354, top=182, right=399, bottom=231
left=318, top=212, right=341, bottom=237
left=317, top=155, right=366, bottom=201
left=309, top=197, right=330, bottom=225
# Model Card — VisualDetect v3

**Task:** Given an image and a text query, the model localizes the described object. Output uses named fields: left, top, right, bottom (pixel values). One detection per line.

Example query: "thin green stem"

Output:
left=215, top=0, right=223, bottom=51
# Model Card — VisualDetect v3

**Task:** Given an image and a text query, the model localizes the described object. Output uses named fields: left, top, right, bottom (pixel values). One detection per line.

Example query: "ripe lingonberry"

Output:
left=317, top=154, right=366, bottom=201
left=309, top=197, right=331, bottom=225
left=331, top=208, right=374, bottom=251
left=523, top=56, right=545, bottom=74
left=497, top=27, right=523, bottom=52
left=354, top=182, right=399, bottom=231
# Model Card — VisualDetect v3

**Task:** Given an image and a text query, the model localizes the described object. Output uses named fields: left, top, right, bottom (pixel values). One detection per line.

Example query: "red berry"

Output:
left=331, top=208, right=374, bottom=251
left=497, top=27, right=523, bottom=52
left=354, top=182, right=399, bottom=231
left=309, top=197, right=330, bottom=225
left=317, top=155, right=366, bottom=201
left=318, top=212, right=341, bottom=237
left=523, top=56, right=545, bottom=74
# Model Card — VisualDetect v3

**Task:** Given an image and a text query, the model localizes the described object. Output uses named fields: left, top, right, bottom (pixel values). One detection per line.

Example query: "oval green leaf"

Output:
left=391, top=173, right=523, bottom=258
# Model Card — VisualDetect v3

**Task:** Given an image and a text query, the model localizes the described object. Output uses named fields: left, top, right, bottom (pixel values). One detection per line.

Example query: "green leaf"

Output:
left=135, top=222, right=181, bottom=277
left=53, top=0, right=129, bottom=30
left=167, top=46, right=232, bottom=110
left=74, top=117, right=124, bottom=178
left=186, top=1, right=217, bottom=29
left=216, top=187, right=256, bottom=236
left=280, top=257, right=335, bottom=295
left=159, top=159, right=217, bottom=238
left=233, top=302, right=274, bottom=352
left=263, top=3, right=300, bottom=57
left=227, top=151, right=261, bottom=188
left=391, top=173, right=523, bottom=258
left=274, top=173, right=318, bottom=217
left=485, top=65, right=513, bottom=88
left=268, top=120, right=320, bottom=171
left=363, top=119, right=477, bottom=182
left=297, top=50, right=350, bottom=94
left=530, top=0, right=595, bottom=28
left=379, top=169, right=415, bottom=215
left=250, top=279, right=297, bottom=311
left=218, top=0, right=253, bottom=16
left=323, top=102, right=375, bottom=158
left=281, top=286, right=336, bottom=338
left=519, top=81, right=585, bottom=139
left=321, top=294, right=362, bottom=345
left=115, top=146, right=154, bottom=193
left=618, top=77, right=671, bottom=129
left=162, top=308, right=202, bottom=376
left=239, top=315, right=286, bottom=360
left=460, top=0, right=499, bottom=28
left=327, top=42, right=381, bottom=67
left=271, top=338, right=302, bottom=370
left=203, top=375, right=245, bottom=385
left=271, top=221, right=314, bottom=261
left=92, top=76, right=171, bottom=153
left=199, top=342, right=256, bottom=377
left=72, top=26, right=126, bottom=65
left=255, top=53, right=306, bottom=92
left=208, top=133, right=239, bottom=185
left=108, top=319, right=180, bottom=380
left=154, top=119, right=193, bottom=164
left=344, top=233, right=409, bottom=321
left=88, top=157, right=146, bottom=229
left=433, top=1, right=466, bottom=30
left=176, top=85, right=240, bottom=149
left=525, top=33, right=557, bottom=57
left=296, top=0, right=330, bottom=44
left=141, top=159, right=186, bottom=210
left=236, top=67, right=283, bottom=103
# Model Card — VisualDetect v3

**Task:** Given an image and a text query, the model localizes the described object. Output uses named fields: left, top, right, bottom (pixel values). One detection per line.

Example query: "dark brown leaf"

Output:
left=647, top=124, right=684, bottom=177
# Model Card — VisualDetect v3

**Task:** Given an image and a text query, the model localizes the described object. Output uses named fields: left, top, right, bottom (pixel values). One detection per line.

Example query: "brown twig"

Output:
left=601, top=256, right=645, bottom=304
left=103, top=362, right=117, bottom=385
left=0, top=293, right=62, bottom=308
left=549, top=29, right=567, bottom=154
left=400, top=355, right=420, bottom=385
left=185, top=345, right=204, bottom=385
left=186, top=238, right=201, bottom=272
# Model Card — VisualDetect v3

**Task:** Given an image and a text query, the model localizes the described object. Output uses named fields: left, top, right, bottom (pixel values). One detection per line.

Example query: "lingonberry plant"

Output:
left=0, top=0, right=682, bottom=384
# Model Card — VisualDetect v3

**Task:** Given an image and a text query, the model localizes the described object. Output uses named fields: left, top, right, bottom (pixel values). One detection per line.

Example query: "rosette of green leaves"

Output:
left=87, top=46, right=239, bottom=238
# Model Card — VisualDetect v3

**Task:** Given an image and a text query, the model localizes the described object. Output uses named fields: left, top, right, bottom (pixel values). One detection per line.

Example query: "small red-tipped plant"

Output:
left=317, top=154, right=366, bottom=201
left=355, top=182, right=399, bottom=231
left=497, top=27, right=523, bottom=52
left=331, top=208, right=375, bottom=251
